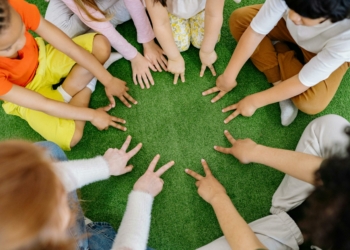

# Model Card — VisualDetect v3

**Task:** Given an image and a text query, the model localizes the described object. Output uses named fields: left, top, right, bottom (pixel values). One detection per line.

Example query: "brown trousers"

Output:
left=229, top=5, right=350, bottom=114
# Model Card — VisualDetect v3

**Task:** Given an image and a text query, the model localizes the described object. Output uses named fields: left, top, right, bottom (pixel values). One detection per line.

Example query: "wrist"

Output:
left=210, top=192, right=229, bottom=206
left=251, top=144, right=266, bottom=164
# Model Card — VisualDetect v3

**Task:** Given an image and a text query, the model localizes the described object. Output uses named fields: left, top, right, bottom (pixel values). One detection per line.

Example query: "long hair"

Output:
left=73, top=0, right=111, bottom=22
left=0, top=141, right=75, bottom=250
left=299, top=127, right=350, bottom=249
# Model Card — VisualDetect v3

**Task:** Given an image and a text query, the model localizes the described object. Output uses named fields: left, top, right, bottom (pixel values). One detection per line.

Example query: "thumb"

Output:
left=123, top=165, right=134, bottom=174
left=103, top=104, right=112, bottom=112
left=108, top=94, right=116, bottom=108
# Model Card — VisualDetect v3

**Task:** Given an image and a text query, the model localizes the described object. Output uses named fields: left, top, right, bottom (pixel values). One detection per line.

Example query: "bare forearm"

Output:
left=200, top=0, right=224, bottom=53
left=223, top=26, right=265, bottom=81
left=154, top=23, right=181, bottom=60
left=253, top=75, right=309, bottom=108
left=252, top=145, right=322, bottom=184
left=211, top=194, right=266, bottom=249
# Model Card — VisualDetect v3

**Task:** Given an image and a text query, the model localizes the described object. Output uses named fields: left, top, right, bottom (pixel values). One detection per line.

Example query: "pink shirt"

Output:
left=61, top=0, right=155, bottom=60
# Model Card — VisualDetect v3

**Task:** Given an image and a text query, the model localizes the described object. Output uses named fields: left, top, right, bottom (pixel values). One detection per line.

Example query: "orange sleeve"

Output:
left=8, top=0, right=41, bottom=31
left=0, top=77, right=13, bottom=96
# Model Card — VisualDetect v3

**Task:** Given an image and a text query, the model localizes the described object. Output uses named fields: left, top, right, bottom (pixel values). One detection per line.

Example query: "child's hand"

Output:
left=104, top=78, right=137, bottom=108
left=143, top=40, right=168, bottom=72
left=185, top=159, right=227, bottom=205
left=214, top=130, right=258, bottom=164
left=199, top=50, right=217, bottom=77
left=133, top=154, right=174, bottom=197
left=103, top=135, right=142, bottom=176
left=222, top=94, right=260, bottom=124
left=202, top=74, right=237, bottom=103
left=168, top=55, right=185, bottom=84
left=91, top=105, right=127, bottom=131
left=130, top=52, right=155, bottom=89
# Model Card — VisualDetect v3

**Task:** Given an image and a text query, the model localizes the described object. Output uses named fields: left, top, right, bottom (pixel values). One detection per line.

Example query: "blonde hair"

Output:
left=73, top=0, right=111, bottom=22
left=0, top=141, right=75, bottom=250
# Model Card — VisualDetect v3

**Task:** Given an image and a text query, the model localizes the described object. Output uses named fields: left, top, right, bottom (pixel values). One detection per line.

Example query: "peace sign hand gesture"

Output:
left=222, top=95, right=259, bottom=124
left=185, top=159, right=226, bottom=204
left=214, top=130, right=258, bottom=164
left=133, top=155, right=175, bottom=197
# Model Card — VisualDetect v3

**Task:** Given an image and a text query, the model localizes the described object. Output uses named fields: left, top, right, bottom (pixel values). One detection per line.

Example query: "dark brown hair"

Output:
left=153, top=0, right=167, bottom=7
left=0, top=0, right=11, bottom=34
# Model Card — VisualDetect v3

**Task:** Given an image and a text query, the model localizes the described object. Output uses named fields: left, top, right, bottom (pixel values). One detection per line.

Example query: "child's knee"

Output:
left=92, top=35, right=111, bottom=63
left=229, top=6, right=258, bottom=41
left=292, top=96, right=328, bottom=115
left=70, top=128, right=83, bottom=148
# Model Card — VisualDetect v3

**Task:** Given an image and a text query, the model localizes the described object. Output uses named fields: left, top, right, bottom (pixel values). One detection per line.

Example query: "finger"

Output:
left=201, top=159, right=212, bottom=176
left=119, top=96, right=132, bottom=108
left=155, top=160, right=175, bottom=177
left=195, top=181, right=200, bottom=187
left=147, top=154, right=160, bottom=172
left=153, top=60, right=162, bottom=72
left=202, top=86, right=219, bottom=96
left=160, top=55, right=168, bottom=71
left=133, top=73, right=137, bottom=86
left=109, top=122, right=127, bottom=131
left=199, top=65, right=206, bottom=77
left=103, top=104, right=112, bottom=112
left=209, top=65, right=216, bottom=76
left=174, top=74, right=179, bottom=85
left=148, top=62, right=157, bottom=72
left=185, top=168, right=203, bottom=181
left=111, top=116, right=126, bottom=124
left=126, top=142, right=143, bottom=158
left=120, top=135, right=131, bottom=151
left=122, top=165, right=133, bottom=174
left=124, top=92, right=138, bottom=105
left=146, top=71, right=155, bottom=86
left=180, top=73, right=185, bottom=83
left=224, top=130, right=236, bottom=144
left=137, top=74, right=145, bottom=89
left=222, top=104, right=238, bottom=113
left=142, top=74, right=150, bottom=89
left=224, top=110, right=240, bottom=124
left=211, top=91, right=226, bottom=103
left=107, top=95, right=116, bottom=108
left=213, top=145, right=231, bottom=154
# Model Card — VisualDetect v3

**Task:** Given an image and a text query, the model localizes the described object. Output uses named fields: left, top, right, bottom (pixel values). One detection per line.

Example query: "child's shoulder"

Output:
left=9, top=0, right=41, bottom=31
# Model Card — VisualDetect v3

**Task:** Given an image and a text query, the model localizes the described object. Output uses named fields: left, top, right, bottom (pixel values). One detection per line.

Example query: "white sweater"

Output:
left=54, top=157, right=154, bottom=250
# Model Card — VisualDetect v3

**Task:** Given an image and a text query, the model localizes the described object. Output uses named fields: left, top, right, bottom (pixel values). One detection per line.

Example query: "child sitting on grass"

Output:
left=145, top=0, right=225, bottom=84
left=45, top=0, right=168, bottom=90
left=0, top=0, right=137, bottom=151
left=203, top=0, right=350, bottom=126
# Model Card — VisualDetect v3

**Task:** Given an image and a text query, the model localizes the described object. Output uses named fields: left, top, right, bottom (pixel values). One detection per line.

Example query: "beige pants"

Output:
left=198, top=114, right=350, bottom=250
left=229, top=5, right=350, bottom=115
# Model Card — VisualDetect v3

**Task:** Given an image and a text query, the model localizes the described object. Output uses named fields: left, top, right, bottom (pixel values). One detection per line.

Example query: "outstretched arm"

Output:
left=215, top=130, right=323, bottom=184
left=186, top=160, right=266, bottom=249
left=35, top=16, right=136, bottom=107
left=2, top=85, right=127, bottom=131
left=199, top=0, right=224, bottom=77
left=145, top=0, right=185, bottom=84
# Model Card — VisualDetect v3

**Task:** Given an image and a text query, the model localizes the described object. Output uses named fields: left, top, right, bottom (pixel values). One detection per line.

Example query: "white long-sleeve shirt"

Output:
left=251, top=0, right=350, bottom=87
left=54, top=157, right=153, bottom=250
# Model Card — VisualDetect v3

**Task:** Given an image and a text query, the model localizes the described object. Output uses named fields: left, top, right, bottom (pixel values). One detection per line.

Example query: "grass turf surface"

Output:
left=3, top=0, right=350, bottom=249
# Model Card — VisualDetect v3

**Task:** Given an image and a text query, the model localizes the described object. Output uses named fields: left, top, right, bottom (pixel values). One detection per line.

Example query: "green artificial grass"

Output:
left=3, top=0, right=350, bottom=249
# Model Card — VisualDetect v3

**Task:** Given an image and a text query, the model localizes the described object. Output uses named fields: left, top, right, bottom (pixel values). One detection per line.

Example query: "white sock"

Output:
left=57, top=85, right=72, bottom=103
left=86, top=52, right=123, bottom=93
left=279, top=99, right=298, bottom=126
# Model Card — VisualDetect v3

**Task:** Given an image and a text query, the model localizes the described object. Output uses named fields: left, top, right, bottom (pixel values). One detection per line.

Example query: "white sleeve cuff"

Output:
left=112, top=191, right=154, bottom=250
left=54, top=156, right=110, bottom=192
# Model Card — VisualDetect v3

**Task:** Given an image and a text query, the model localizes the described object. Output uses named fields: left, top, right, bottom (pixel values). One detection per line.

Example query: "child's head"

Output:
left=285, top=0, right=350, bottom=24
left=0, top=141, right=74, bottom=250
left=0, top=0, right=26, bottom=58
left=300, top=128, right=350, bottom=250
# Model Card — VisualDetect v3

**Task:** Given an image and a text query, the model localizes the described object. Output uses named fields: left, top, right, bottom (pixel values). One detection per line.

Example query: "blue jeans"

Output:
left=36, top=141, right=154, bottom=250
